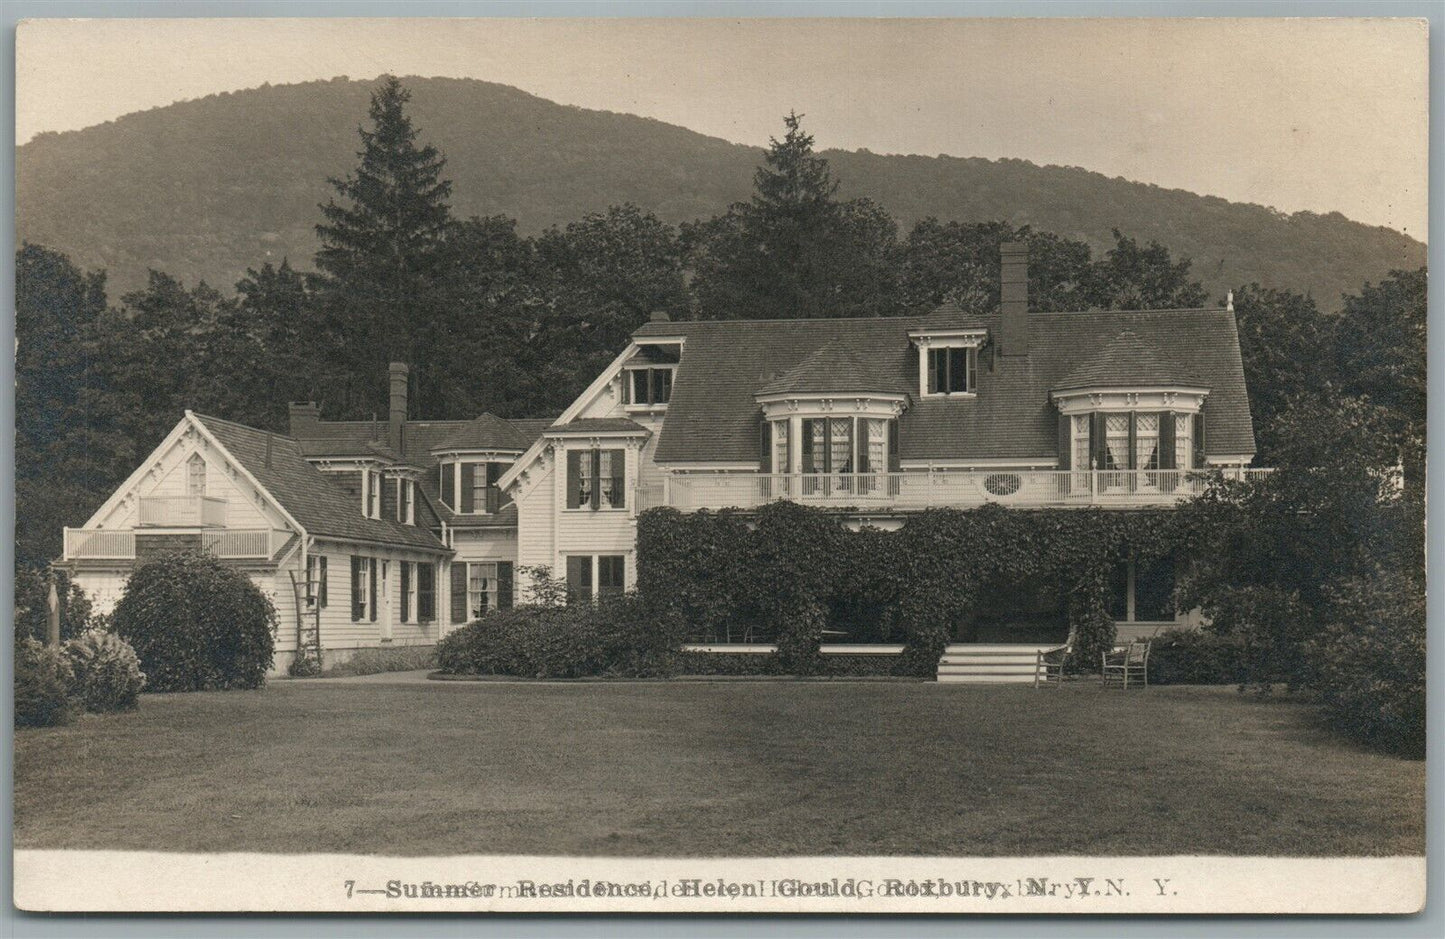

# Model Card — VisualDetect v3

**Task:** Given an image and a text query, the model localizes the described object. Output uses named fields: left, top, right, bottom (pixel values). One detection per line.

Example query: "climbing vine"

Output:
left=637, top=502, right=1185, bottom=676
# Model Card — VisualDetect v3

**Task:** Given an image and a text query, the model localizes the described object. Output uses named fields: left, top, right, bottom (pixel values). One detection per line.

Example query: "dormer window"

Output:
left=624, top=366, right=674, bottom=410
left=926, top=347, right=976, bottom=395
left=360, top=468, right=382, bottom=519
left=439, top=459, right=512, bottom=514
left=395, top=477, right=415, bottom=525
left=909, top=329, right=987, bottom=399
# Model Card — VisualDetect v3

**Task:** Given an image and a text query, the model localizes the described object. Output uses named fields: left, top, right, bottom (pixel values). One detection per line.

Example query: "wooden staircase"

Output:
left=936, top=644, right=1054, bottom=684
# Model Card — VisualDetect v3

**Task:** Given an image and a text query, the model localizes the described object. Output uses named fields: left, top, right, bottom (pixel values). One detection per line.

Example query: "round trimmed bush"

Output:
left=15, top=638, right=76, bottom=728
left=66, top=631, right=147, bottom=712
left=111, top=551, right=277, bottom=691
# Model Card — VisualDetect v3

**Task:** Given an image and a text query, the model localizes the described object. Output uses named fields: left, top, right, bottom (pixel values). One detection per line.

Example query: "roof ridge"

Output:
left=191, top=412, right=296, bottom=441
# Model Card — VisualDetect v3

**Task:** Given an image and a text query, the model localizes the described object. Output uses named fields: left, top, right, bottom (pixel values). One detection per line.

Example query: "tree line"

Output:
left=16, top=76, right=1424, bottom=574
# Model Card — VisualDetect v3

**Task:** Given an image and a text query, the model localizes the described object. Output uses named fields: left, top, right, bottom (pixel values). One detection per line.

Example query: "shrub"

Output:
left=14, top=568, right=94, bottom=644
left=1064, top=569, right=1116, bottom=675
left=771, top=593, right=826, bottom=676
left=65, top=631, right=146, bottom=712
left=1308, top=572, right=1425, bottom=755
left=1148, top=628, right=1250, bottom=685
left=438, top=595, right=679, bottom=679
left=287, top=652, right=323, bottom=678
left=111, top=551, right=277, bottom=691
left=15, top=639, right=76, bottom=727
left=321, top=644, right=437, bottom=678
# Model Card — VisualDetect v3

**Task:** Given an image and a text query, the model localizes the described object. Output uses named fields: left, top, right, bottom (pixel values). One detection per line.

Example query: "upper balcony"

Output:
left=639, top=468, right=1271, bottom=513
left=138, top=495, right=228, bottom=528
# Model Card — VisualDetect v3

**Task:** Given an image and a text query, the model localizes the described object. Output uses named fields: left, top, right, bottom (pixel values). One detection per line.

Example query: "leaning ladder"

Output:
left=287, top=570, right=323, bottom=673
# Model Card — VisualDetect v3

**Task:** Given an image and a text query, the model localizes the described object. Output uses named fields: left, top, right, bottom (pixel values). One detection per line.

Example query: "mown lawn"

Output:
left=13, top=682, right=1424, bottom=856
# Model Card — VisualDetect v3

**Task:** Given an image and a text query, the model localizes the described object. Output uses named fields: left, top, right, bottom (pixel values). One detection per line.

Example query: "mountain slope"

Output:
left=17, top=76, right=1424, bottom=306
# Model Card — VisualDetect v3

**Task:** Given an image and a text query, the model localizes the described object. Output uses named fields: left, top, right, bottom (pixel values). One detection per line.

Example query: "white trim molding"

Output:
left=1051, top=387, right=1211, bottom=416
left=755, top=394, right=907, bottom=421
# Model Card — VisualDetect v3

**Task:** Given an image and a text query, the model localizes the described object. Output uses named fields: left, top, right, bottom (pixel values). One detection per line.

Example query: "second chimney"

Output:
left=999, top=241, right=1029, bottom=358
left=388, top=363, right=409, bottom=453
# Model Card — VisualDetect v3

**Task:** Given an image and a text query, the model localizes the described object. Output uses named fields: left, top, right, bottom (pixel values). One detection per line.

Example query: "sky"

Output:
left=15, top=17, right=1430, bottom=238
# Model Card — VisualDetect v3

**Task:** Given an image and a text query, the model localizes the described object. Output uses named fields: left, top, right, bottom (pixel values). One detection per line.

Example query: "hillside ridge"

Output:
left=17, top=75, right=1425, bottom=306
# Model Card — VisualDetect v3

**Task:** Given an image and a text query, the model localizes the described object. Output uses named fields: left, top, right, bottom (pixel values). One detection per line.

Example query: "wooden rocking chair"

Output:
left=1101, top=640, right=1151, bottom=689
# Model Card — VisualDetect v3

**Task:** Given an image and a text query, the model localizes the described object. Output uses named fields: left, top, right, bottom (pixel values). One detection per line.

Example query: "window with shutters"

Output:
left=396, top=478, right=415, bottom=524
left=566, top=554, right=624, bottom=602
left=865, top=419, right=888, bottom=474
left=362, top=469, right=382, bottom=519
left=417, top=563, right=436, bottom=623
left=468, top=562, right=497, bottom=619
left=566, top=448, right=626, bottom=511
left=400, top=561, right=413, bottom=623
left=925, top=346, right=976, bottom=396
left=350, top=556, right=371, bottom=623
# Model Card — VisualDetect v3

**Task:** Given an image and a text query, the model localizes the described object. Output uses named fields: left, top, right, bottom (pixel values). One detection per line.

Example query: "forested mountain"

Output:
left=17, top=76, right=1423, bottom=305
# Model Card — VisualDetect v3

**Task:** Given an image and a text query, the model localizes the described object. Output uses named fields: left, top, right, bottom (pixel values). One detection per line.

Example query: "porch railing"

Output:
left=660, top=468, right=1271, bottom=512
left=138, top=495, right=228, bottom=527
left=63, top=527, right=287, bottom=561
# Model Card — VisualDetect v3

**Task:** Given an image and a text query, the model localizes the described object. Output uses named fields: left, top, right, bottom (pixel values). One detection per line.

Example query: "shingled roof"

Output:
left=430, top=413, right=534, bottom=452
left=632, top=308, right=1255, bottom=464
left=193, top=414, right=449, bottom=551
left=1053, top=329, right=1208, bottom=393
left=756, top=339, right=909, bottom=398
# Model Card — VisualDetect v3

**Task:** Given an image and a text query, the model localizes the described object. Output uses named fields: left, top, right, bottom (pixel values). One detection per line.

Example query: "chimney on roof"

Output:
left=388, top=363, right=409, bottom=453
left=288, top=401, right=320, bottom=438
left=999, top=241, right=1029, bottom=358
left=649, top=310, right=671, bottom=323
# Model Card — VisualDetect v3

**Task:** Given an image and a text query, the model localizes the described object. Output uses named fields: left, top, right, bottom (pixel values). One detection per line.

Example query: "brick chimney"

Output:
left=388, top=363, right=409, bottom=453
left=999, top=241, right=1029, bottom=358
left=288, top=401, right=320, bottom=438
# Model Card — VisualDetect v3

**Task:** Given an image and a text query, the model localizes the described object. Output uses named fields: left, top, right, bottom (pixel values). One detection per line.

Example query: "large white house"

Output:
left=60, top=243, right=1265, bottom=674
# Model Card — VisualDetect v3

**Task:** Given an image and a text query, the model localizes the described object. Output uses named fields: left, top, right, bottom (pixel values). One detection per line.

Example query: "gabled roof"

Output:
left=1052, top=329, right=1208, bottom=393
left=193, top=414, right=448, bottom=552
left=756, top=339, right=909, bottom=398
left=632, top=307, right=1255, bottom=464
left=544, top=418, right=651, bottom=436
left=430, top=413, right=533, bottom=453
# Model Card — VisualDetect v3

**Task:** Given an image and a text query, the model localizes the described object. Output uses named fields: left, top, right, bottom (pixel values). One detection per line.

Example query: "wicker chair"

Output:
left=1101, top=640, right=1151, bottom=689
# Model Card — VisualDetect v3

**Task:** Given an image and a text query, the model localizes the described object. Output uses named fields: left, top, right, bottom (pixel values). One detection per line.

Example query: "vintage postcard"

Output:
left=12, top=15, right=1428, bottom=914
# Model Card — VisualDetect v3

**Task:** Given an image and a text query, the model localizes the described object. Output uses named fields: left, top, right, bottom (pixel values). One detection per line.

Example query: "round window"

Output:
left=983, top=473, right=1023, bottom=496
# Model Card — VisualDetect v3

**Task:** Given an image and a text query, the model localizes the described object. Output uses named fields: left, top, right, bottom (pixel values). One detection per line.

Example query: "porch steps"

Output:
left=936, top=644, right=1053, bottom=684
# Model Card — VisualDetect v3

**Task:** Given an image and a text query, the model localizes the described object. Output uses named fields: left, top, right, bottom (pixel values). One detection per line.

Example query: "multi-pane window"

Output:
left=350, top=556, right=376, bottom=623
left=1104, top=414, right=1131, bottom=471
left=772, top=420, right=790, bottom=475
left=468, top=562, right=496, bottom=620
left=441, top=461, right=509, bottom=514
left=865, top=419, right=888, bottom=474
left=396, top=478, right=415, bottom=524
left=567, top=449, right=626, bottom=510
left=829, top=419, right=853, bottom=474
left=364, top=469, right=382, bottom=519
left=1073, top=415, right=1092, bottom=470
left=926, top=347, right=974, bottom=395
left=186, top=453, right=207, bottom=498
left=1136, top=413, right=1161, bottom=471
left=1174, top=414, right=1192, bottom=470
left=470, top=468, right=489, bottom=515
left=306, top=555, right=328, bottom=609
left=400, top=561, right=414, bottom=623
left=626, top=367, right=674, bottom=407
left=566, top=554, right=625, bottom=603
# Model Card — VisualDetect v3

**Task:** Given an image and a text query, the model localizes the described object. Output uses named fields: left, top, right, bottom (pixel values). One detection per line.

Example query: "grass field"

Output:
left=13, top=682, right=1424, bottom=857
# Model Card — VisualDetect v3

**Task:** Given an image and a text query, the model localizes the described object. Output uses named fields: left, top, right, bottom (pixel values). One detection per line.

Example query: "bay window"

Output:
left=439, top=460, right=510, bottom=514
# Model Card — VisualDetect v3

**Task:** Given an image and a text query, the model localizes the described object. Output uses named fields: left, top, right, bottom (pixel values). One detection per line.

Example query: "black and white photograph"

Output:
left=9, top=13, right=1430, bottom=915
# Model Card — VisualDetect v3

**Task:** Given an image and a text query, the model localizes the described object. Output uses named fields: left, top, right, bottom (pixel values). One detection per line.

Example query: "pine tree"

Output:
left=313, top=76, right=454, bottom=414
left=690, top=113, right=899, bottom=319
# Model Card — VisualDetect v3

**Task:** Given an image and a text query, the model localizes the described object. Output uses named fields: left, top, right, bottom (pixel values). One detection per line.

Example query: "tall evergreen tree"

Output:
left=313, top=75, right=454, bottom=416
left=689, top=113, right=900, bottom=319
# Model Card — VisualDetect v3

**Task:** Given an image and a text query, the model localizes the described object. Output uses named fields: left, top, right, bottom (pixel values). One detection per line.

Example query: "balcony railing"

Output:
left=63, top=527, right=288, bottom=561
left=655, top=468, right=1271, bottom=513
left=138, top=495, right=228, bottom=527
